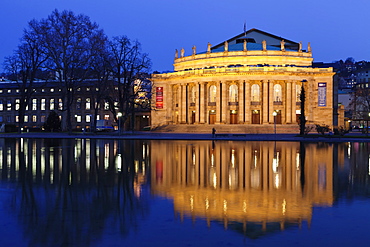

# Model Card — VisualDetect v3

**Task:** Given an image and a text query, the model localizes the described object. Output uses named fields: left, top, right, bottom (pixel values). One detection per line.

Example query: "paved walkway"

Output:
left=0, top=131, right=369, bottom=142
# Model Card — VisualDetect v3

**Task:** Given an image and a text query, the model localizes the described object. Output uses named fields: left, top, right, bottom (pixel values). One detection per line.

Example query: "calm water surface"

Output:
left=0, top=138, right=369, bottom=246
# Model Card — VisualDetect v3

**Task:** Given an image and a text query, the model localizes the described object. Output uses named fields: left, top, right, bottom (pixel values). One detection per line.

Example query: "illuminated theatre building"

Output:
left=151, top=29, right=340, bottom=132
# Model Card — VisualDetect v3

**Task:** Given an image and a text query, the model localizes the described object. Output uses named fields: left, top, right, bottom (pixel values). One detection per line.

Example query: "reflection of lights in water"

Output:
left=211, top=153, right=214, bottom=167
left=274, top=173, right=280, bottom=189
left=243, top=200, right=247, bottom=213
left=135, top=160, right=139, bottom=173
left=282, top=199, right=286, bottom=215
left=348, top=142, right=351, bottom=158
left=368, top=154, right=370, bottom=176
left=212, top=173, right=217, bottom=188
left=205, top=198, right=209, bottom=210
left=231, top=149, right=235, bottom=168
left=142, top=161, right=146, bottom=175
left=116, top=154, right=122, bottom=172
left=253, top=150, right=258, bottom=168
left=223, top=200, right=227, bottom=213
left=190, top=195, right=194, bottom=211
left=104, top=143, right=109, bottom=170
left=273, top=152, right=280, bottom=189
left=296, top=152, right=300, bottom=170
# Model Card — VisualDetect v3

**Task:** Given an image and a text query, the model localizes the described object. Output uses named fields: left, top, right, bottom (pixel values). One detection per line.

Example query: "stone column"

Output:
left=222, top=82, right=228, bottom=123
left=199, top=82, right=206, bottom=124
left=180, top=84, right=187, bottom=123
left=245, top=82, right=251, bottom=124
left=238, top=80, right=244, bottom=123
left=216, top=82, right=221, bottom=124
left=292, top=81, right=297, bottom=124
left=268, top=81, right=274, bottom=123
left=262, top=80, right=269, bottom=124
left=286, top=81, right=292, bottom=124
left=195, top=82, right=200, bottom=124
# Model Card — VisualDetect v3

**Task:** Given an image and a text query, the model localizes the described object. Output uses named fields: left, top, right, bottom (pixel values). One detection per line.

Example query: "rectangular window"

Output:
left=86, top=87, right=90, bottom=92
left=76, top=98, right=82, bottom=110
left=0, top=116, right=3, bottom=122
left=41, top=99, right=46, bottom=110
left=24, top=115, right=28, bottom=123
left=32, top=99, right=37, bottom=110
left=0, top=100, right=3, bottom=111
left=7, top=89, right=11, bottom=93
left=41, top=115, right=46, bottom=123
left=15, top=99, right=20, bottom=110
left=76, top=115, right=81, bottom=123
left=0, top=89, right=2, bottom=93
left=50, top=88, right=54, bottom=92
left=15, top=116, right=19, bottom=123
left=32, top=115, right=37, bottom=122
left=86, top=98, right=91, bottom=110
left=58, top=99, right=63, bottom=110
left=50, top=98, right=55, bottom=110
left=104, top=114, right=109, bottom=120
left=7, top=100, right=11, bottom=111
left=104, top=101, right=109, bottom=110
left=86, top=114, right=91, bottom=123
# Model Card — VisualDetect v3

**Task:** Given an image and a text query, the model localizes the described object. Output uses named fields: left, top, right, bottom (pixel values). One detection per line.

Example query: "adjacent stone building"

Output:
left=151, top=29, right=341, bottom=133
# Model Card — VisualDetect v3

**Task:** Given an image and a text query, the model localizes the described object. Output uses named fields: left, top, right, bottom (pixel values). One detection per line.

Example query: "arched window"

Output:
left=209, top=85, right=217, bottom=102
left=190, top=86, right=196, bottom=103
left=229, top=84, right=238, bottom=102
left=296, top=84, right=302, bottom=102
left=274, top=84, right=282, bottom=102
left=251, top=84, right=260, bottom=102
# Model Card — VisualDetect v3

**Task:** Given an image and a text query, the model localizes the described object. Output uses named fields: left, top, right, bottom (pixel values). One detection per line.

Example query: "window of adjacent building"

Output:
left=86, top=87, right=90, bottom=92
left=15, top=99, right=20, bottom=110
left=41, top=115, right=46, bottom=123
left=0, top=100, right=3, bottom=111
left=77, top=87, right=81, bottom=91
left=50, top=98, right=55, bottom=110
left=15, top=116, right=19, bottom=122
left=7, top=100, right=11, bottom=111
left=229, top=84, right=238, bottom=102
left=251, top=84, right=260, bottom=102
left=0, top=89, right=2, bottom=93
left=50, top=88, right=54, bottom=92
left=0, top=116, right=3, bottom=122
left=209, top=85, right=217, bottom=102
left=86, top=98, right=91, bottom=110
left=114, top=101, right=118, bottom=110
left=32, top=99, right=37, bottom=110
left=296, top=84, right=302, bottom=102
left=104, top=114, right=109, bottom=120
left=76, top=115, right=81, bottom=123
left=190, top=86, right=196, bottom=103
left=32, top=115, right=37, bottom=122
left=86, top=114, right=91, bottom=123
left=76, top=97, right=82, bottom=110
left=96, top=88, right=99, bottom=91
left=58, top=99, right=63, bottom=110
left=24, top=115, right=28, bottom=122
left=16, top=89, right=19, bottom=93
left=41, top=99, right=46, bottom=110
left=7, top=89, right=11, bottom=93
left=273, top=84, right=282, bottom=102
left=42, top=88, right=45, bottom=92
left=97, top=115, right=100, bottom=120
left=104, top=101, right=109, bottom=110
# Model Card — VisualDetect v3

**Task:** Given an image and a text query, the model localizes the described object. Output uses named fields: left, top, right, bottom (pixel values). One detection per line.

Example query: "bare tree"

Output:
left=36, top=9, right=107, bottom=132
left=108, top=36, right=151, bottom=131
left=4, top=20, right=49, bottom=133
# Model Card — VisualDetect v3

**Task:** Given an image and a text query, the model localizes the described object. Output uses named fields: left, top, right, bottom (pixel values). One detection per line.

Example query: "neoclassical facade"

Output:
left=151, top=29, right=338, bottom=131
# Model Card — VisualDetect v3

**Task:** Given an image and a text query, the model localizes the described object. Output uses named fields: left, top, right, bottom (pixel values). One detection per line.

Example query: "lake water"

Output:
left=0, top=138, right=369, bottom=246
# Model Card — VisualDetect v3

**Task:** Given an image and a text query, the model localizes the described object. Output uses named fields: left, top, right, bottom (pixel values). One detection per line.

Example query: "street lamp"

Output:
left=273, top=111, right=277, bottom=135
left=117, top=112, right=122, bottom=135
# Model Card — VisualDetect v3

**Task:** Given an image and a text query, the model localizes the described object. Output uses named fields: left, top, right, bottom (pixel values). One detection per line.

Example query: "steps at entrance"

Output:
left=152, top=124, right=299, bottom=134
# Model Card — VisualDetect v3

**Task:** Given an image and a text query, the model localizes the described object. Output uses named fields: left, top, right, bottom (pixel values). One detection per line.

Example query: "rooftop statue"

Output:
left=192, top=45, right=196, bottom=55
left=207, top=42, right=211, bottom=53
left=180, top=48, right=185, bottom=58
left=175, top=49, right=178, bottom=59
left=280, top=40, right=285, bottom=51
left=262, top=40, right=267, bottom=51
left=224, top=41, right=228, bottom=52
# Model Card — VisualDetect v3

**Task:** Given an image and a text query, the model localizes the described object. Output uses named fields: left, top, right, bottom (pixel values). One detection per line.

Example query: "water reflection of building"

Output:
left=0, top=138, right=150, bottom=246
left=151, top=141, right=334, bottom=233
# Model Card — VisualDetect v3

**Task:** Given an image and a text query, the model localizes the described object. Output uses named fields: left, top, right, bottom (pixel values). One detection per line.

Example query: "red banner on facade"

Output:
left=156, top=87, right=163, bottom=109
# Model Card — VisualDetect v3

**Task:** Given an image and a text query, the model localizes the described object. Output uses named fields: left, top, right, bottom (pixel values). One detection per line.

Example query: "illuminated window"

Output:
left=32, top=99, right=37, bottom=110
left=86, top=98, right=91, bottom=110
left=58, top=99, right=63, bottom=110
left=0, top=89, right=2, bottom=93
left=251, top=84, right=260, bottom=102
left=0, top=100, right=3, bottom=111
left=76, top=115, right=81, bottom=122
left=273, top=84, right=282, bottom=102
left=104, top=101, right=109, bottom=110
left=86, top=87, right=90, bottom=92
left=7, top=100, right=11, bottom=111
left=296, top=84, right=302, bottom=102
left=209, top=85, right=217, bottom=102
left=229, top=84, right=238, bottom=102
left=104, top=114, right=109, bottom=120
left=50, top=88, right=54, bottom=92
left=15, top=99, right=20, bottom=110
left=32, top=115, right=37, bottom=122
left=86, top=114, right=91, bottom=123
left=41, top=99, right=46, bottom=110
left=77, top=87, right=81, bottom=92
left=15, top=116, right=18, bottom=122
left=190, top=86, right=196, bottom=103
left=76, top=98, right=82, bottom=110
left=16, top=89, right=19, bottom=93
left=7, top=89, right=11, bottom=93
left=24, top=115, right=28, bottom=122
left=50, top=98, right=55, bottom=110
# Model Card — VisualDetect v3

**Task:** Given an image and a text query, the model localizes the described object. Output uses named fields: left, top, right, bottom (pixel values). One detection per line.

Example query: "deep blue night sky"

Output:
left=1, top=0, right=369, bottom=72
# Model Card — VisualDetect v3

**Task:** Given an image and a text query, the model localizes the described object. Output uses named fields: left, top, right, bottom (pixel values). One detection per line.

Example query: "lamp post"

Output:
left=273, top=111, right=277, bottom=135
left=117, top=112, right=122, bottom=135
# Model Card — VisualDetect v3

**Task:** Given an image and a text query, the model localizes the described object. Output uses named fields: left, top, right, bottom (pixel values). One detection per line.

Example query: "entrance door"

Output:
left=209, top=112, right=216, bottom=124
left=191, top=111, right=195, bottom=124
left=230, top=111, right=238, bottom=124
left=276, top=112, right=282, bottom=124
left=252, top=110, right=260, bottom=124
